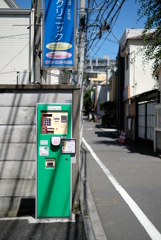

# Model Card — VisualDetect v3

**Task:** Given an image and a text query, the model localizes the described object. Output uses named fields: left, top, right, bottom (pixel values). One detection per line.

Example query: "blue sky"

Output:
left=15, top=0, right=146, bottom=60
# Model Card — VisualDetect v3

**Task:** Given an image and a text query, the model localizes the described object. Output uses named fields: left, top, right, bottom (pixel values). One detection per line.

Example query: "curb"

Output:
left=80, top=149, right=107, bottom=240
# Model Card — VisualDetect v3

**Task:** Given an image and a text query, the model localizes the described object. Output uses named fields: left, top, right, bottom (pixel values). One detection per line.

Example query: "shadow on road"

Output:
left=83, top=115, right=160, bottom=159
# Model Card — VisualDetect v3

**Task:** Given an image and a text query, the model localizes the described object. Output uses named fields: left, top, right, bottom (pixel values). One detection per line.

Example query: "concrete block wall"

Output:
left=0, top=85, right=80, bottom=217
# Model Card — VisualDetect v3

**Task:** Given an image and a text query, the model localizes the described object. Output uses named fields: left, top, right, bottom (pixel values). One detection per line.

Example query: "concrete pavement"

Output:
left=1, top=116, right=161, bottom=240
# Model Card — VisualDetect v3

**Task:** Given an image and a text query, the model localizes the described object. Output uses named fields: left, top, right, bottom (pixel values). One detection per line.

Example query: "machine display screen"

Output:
left=61, top=115, right=67, bottom=123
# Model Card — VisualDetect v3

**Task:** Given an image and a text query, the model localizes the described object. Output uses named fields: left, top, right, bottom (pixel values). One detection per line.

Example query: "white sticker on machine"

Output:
left=39, top=146, right=49, bottom=156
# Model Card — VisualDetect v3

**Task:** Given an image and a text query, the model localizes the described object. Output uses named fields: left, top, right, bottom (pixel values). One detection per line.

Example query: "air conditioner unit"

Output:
left=61, top=73, right=70, bottom=84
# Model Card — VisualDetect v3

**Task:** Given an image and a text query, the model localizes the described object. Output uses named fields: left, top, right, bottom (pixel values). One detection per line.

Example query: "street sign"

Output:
left=43, top=0, right=76, bottom=69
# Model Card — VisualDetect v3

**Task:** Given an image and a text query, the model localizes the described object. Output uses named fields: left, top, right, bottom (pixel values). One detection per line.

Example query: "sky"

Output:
left=15, top=0, right=146, bottom=60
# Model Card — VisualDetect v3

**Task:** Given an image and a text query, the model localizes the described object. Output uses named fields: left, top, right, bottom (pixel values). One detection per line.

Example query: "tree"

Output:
left=101, top=101, right=116, bottom=127
left=83, top=88, right=94, bottom=115
left=136, top=0, right=161, bottom=73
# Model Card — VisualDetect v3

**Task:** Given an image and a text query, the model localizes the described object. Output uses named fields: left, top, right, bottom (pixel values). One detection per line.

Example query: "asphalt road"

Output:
left=0, top=215, right=87, bottom=240
left=82, top=116, right=161, bottom=240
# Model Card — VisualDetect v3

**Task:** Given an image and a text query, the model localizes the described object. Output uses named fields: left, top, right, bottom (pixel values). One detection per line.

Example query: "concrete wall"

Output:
left=0, top=13, right=30, bottom=84
left=0, top=84, right=80, bottom=217
left=96, top=85, right=108, bottom=118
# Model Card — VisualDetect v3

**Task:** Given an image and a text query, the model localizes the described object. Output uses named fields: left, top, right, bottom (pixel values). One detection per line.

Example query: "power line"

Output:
left=0, top=33, right=29, bottom=39
left=86, top=1, right=120, bottom=52
left=88, top=0, right=125, bottom=58
left=85, top=0, right=125, bottom=59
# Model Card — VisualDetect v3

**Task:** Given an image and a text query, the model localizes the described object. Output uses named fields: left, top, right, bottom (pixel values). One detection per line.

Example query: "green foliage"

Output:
left=100, top=102, right=104, bottom=110
left=83, top=88, right=94, bottom=115
left=83, top=72, right=87, bottom=80
left=136, top=0, right=161, bottom=74
left=61, top=69, right=70, bottom=74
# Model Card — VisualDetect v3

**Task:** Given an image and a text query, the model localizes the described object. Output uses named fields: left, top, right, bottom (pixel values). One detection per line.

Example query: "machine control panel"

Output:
left=41, top=111, right=68, bottom=134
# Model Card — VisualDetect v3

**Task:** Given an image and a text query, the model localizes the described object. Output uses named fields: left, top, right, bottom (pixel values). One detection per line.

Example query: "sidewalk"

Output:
left=0, top=214, right=87, bottom=240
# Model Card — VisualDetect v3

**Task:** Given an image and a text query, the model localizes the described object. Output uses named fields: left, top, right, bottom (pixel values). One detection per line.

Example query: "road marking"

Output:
left=0, top=216, right=76, bottom=223
left=83, top=137, right=161, bottom=240
left=83, top=128, right=93, bottom=131
left=113, top=198, right=117, bottom=204
left=96, top=198, right=117, bottom=206
left=97, top=203, right=115, bottom=206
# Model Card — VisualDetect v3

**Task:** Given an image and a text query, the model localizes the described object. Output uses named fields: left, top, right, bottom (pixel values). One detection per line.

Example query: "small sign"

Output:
left=47, top=106, right=61, bottom=111
left=40, top=140, right=48, bottom=145
left=61, top=139, right=76, bottom=154
left=39, top=146, right=49, bottom=156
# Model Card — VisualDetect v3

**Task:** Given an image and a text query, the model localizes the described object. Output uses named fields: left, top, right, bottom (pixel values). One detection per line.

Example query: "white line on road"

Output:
left=83, top=137, right=161, bottom=240
left=0, top=215, right=76, bottom=223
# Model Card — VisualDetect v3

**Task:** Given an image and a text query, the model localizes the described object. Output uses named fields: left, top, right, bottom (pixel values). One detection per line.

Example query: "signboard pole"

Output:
left=32, top=0, right=41, bottom=83
left=78, top=0, right=85, bottom=145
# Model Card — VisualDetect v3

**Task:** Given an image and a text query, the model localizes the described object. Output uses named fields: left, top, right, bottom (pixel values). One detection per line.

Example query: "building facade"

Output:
left=0, top=0, right=30, bottom=84
left=0, top=0, right=61, bottom=85
left=117, top=29, right=157, bottom=144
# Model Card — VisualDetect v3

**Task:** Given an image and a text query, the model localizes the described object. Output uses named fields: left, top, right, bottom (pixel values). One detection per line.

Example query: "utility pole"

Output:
left=78, top=0, right=85, bottom=145
left=32, top=0, right=41, bottom=84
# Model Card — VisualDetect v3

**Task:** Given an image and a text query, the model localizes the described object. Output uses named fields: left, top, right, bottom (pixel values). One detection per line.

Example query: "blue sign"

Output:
left=43, top=0, right=76, bottom=68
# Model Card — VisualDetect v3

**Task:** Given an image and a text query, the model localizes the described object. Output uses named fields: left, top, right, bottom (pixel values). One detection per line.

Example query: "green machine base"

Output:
left=36, top=104, right=72, bottom=218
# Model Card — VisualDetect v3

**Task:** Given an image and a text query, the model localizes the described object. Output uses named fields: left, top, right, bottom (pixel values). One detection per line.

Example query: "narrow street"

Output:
left=82, top=116, right=161, bottom=240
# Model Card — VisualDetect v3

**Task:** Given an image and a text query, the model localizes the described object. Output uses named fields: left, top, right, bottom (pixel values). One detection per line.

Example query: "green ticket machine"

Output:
left=36, top=104, right=76, bottom=218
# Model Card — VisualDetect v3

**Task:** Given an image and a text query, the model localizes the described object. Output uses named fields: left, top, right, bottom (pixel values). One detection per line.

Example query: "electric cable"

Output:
left=86, top=0, right=125, bottom=54
left=89, top=3, right=123, bottom=58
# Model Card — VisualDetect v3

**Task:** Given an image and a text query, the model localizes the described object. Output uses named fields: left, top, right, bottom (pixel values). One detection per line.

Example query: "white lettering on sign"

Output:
left=47, top=106, right=61, bottom=111
left=40, top=140, right=48, bottom=145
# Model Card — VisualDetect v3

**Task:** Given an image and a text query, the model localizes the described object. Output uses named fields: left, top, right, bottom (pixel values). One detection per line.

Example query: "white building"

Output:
left=0, top=0, right=61, bottom=84
left=154, top=64, right=161, bottom=152
left=118, top=29, right=157, bottom=143
left=120, top=29, right=156, bottom=100
left=0, top=1, right=31, bottom=84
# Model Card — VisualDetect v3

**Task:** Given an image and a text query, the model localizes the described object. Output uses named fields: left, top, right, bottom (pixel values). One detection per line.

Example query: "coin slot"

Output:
left=45, top=159, right=55, bottom=168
